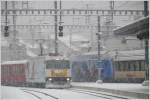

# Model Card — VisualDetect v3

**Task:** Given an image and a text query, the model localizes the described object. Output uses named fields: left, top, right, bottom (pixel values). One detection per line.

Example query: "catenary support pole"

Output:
left=144, top=1, right=149, bottom=80
left=97, top=16, right=102, bottom=81
left=54, top=1, right=58, bottom=55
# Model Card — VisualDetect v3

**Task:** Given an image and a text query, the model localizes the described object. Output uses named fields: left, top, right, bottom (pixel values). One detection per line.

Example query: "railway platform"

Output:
left=71, top=82, right=149, bottom=99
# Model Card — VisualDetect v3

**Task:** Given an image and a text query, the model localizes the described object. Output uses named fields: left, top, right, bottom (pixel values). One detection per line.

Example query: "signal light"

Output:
left=59, top=26, right=63, bottom=31
left=58, top=26, right=63, bottom=37
left=5, top=26, right=9, bottom=31
left=4, top=26, right=9, bottom=37
left=59, top=31, right=63, bottom=37
left=4, top=31, right=9, bottom=37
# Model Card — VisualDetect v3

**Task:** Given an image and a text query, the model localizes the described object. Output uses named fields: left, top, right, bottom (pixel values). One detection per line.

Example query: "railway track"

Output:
left=22, top=89, right=59, bottom=100
left=21, top=87, right=129, bottom=99
left=68, top=88, right=129, bottom=99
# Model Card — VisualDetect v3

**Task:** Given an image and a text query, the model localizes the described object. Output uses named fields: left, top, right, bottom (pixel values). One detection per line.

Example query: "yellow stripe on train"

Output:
left=46, top=69, right=70, bottom=77
left=115, top=71, right=145, bottom=79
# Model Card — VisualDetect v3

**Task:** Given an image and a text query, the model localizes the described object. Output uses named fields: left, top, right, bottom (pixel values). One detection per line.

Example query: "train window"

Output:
left=46, top=60, right=70, bottom=68
left=124, top=61, right=128, bottom=71
left=139, top=61, right=142, bottom=71
left=15, top=65, right=18, bottom=74
left=61, top=61, right=64, bottom=68
left=20, top=66, right=23, bottom=74
left=141, top=61, right=145, bottom=71
left=130, top=61, right=134, bottom=71
left=16, top=65, right=20, bottom=75
left=58, top=60, right=69, bottom=68
left=15, top=64, right=18, bottom=74
left=46, top=60, right=54, bottom=68
left=133, top=61, right=136, bottom=71
left=118, top=62, right=123, bottom=71
left=55, top=61, right=58, bottom=68
left=1, top=66, right=4, bottom=75
left=9, top=66, right=11, bottom=75
left=18, top=65, right=20, bottom=74
left=54, top=61, right=58, bottom=68
left=121, top=62, right=124, bottom=71
left=127, top=61, right=130, bottom=71
left=5, top=66, right=8, bottom=76
left=135, top=61, right=140, bottom=71
left=115, top=62, right=118, bottom=71
left=118, top=62, right=121, bottom=71
left=12, top=65, right=14, bottom=74
left=122, top=61, right=125, bottom=71
left=5, top=66, right=7, bottom=75
left=120, top=62, right=123, bottom=71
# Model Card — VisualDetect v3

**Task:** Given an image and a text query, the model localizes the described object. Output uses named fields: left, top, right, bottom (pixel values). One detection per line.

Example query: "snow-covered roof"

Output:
left=82, top=49, right=145, bottom=61
left=113, top=49, right=145, bottom=61
left=45, top=56, right=69, bottom=60
left=114, top=16, right=149, bottom=35
left=1, top=60, right=28, bottom=65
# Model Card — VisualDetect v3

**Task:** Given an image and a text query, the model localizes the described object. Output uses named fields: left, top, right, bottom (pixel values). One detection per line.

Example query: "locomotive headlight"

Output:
left=67, top=78, right=70, bottom=81
left=49, top=78, right=52, bottom=81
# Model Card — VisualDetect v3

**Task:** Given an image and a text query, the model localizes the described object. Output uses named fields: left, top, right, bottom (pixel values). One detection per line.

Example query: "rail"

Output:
left=22, top=89, right=59, bottom=100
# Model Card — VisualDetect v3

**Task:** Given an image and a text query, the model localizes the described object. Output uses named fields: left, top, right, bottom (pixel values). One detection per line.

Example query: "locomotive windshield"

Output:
left=46, top=60, right=70, bottom=69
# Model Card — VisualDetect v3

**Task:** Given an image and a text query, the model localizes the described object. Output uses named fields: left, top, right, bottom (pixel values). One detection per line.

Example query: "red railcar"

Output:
left=1, top=60, right=28, bottom=86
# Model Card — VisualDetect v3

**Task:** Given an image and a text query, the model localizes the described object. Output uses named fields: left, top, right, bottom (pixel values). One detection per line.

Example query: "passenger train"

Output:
left=1, top=56, right=71, bottom=88
left=71, top=50, right=146, bottom=83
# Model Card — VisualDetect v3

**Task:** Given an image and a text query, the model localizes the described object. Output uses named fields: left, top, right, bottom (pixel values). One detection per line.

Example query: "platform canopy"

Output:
left=114, top=16, right=149, bottom=35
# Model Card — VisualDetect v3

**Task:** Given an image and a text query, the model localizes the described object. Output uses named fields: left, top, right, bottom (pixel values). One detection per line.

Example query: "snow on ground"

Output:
left=1, top=86, right=37, bottom=100
left=71, top=82, right=149, bottom=94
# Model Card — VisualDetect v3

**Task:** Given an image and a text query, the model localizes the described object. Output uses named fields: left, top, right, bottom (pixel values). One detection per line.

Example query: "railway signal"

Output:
left=59, top=25, right=63, bottom=31
left=59, top=25, right=63, bottom=37
left=59, top=0, right=63, bottom=37
left=59, top=31, right=63, bottom=37
left=4, top=26, right=9, bottom=37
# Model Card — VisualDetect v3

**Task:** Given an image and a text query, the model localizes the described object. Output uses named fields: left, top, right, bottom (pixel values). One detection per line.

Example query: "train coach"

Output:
left=1, top=60, right=28, bottom=86
left=71, top=57, right=146, bottom=83
left=1, top=56, right=46, bottom=87
left=113, top=58, right=146, bottom=83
